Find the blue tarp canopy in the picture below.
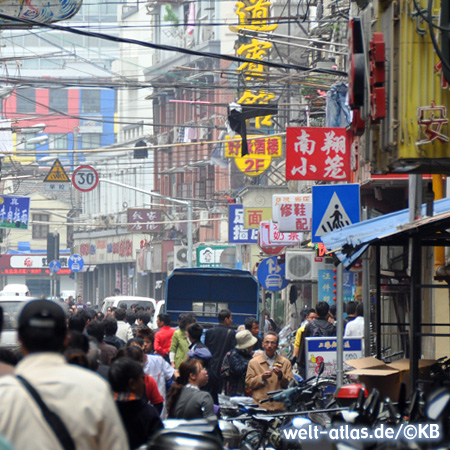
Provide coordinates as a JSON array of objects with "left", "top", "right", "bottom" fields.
[{"left": 321, "top": 197, "right": 450, "bottom": 269}]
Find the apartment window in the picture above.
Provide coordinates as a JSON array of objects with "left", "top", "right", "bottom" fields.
[
  {"left": 49, "top": 89, "right": 68, "bottom": 113},
  {"left": 182, "top": 183, "right": 192, "bottom": 198},
  {"left": 81, "top": 89, "right": 101, "bottom": 113},
  {"left": 194, "top": 181, "right": 205, "bottom": 199},
  {"left": 32, "top": 213, "right": 49, "bottom": 239},
  {"left": 48, "top": 134, "right": 68, "bottom": 150},
  {"left": 205, "top": 179, "right": 214, "bottom": 198},
  {"left": 81, "top": 133, "right": 101, "bottom": 149},
  {"left": 16, "top": 88, "right": 36, "bottom": 113}
]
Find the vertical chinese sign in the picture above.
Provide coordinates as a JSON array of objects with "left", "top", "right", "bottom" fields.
[
  {"left": 226, "top": 0, "right": 281, "bottom": 177},
  {"left": 286, "top": 127, "right": 351, "bottom": 181}
]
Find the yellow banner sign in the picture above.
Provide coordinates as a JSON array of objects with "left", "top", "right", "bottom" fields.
[{"left": 244, "top": 207, "right": 272, "bottom": 228}]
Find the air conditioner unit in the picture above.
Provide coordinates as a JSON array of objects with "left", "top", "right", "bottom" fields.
[
  {"left": 174, "top": 245, "right": 188, "bottom": 268},
  {"left": 285, "top": 251, "right": 318, "bottom": 281},
  {"left": 174, "top": 245, "right": 196, "bottom": 268}
]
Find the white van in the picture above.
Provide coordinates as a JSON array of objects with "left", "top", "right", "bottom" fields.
[
  {"left": 0, "top": 284, "right": 30, "bottom": 297},
  {"left": 0, "top": 295, "right": 30, "bottom": 348},
  {"left": 101, "top": 296, "right": 164, "bottom": 329}
]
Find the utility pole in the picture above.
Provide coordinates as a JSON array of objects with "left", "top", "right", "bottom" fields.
[{"left": 73, "top": 126, "right": 81, "bottom": 297}]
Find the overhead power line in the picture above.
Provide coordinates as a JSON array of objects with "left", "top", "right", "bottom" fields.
[{"left": 0, "top": 12, "right": 347, "bottom": 77}]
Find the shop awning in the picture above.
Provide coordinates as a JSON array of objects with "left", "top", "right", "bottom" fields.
[{"left": 321, "top": 197, "right": 450, "bottom": 269}]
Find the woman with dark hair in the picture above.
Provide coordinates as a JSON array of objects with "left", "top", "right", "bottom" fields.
[
  {"left": 169, "top": 313, "right": 196, "bottom": 369},
  {"left": 166, "top": 359, "right": 216, "bottom": 422},
  {"left": 109, "top": 358, "right": 163, "bottom": 449},
  {"left": 114, "top": 346, "right": 164, "bottom": 414}
]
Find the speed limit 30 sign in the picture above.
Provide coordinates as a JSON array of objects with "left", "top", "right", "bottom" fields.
[{"left": 72, "top": 165, "right": 99, "bottom": 192}]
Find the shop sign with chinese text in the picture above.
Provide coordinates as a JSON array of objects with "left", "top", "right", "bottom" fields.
[
  {"left": 229, "top": 204, "right": 258, "bottom": 244},
  {"left": 0, "top": 196, "right": 30, "bottom": 229},
  {"left": 272, "top": 193, "right": 312, "bottom": 222},
  {"left": 127, "top": 209, "right": 162, "bottom": 233},
  {"left": 278, "top": 201, "right": 312, "bottom": 232},
  {"left": 225, "top": 135, "right": 282, "bottom": 177},
  {"left": 244, "top": 207, "right": 272, "bottom": 229},
  {"left": 259, "top": 221, "right": 302, "bottom": 246},
  {"left": 286, "top": 127, "right": 350, "bottom": 181},
  {"left": 228, "top": 0, "right": 279, "bottom": 176}
]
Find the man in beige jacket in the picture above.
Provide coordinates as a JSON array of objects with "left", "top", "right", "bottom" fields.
[{"left": 245, "top": 332, "right": 293, "bottom": 411}]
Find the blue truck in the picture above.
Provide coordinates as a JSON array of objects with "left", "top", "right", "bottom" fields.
[{"left": 165, "top": 267, "right": 259, "bottom": 326}]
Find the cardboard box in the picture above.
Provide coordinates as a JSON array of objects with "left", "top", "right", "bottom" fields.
[
  {"left": 346, "top": 357, "right": 436, "bottom": 401},
  {"left": 346, "top": 357, "right": 403, "bottom": 401}
]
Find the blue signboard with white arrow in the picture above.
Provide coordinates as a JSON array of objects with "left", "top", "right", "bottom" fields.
[
  {"left": 312, "top": 184, "right": 360, "bottom": 244},
  {"left": 257, "top": 256, "right": 289, "bottom": 292}
]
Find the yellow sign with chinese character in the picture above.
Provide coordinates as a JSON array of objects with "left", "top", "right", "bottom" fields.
[
  {"left": 244, "top": 207, "right": 272, "bottom": 229},
  {"left": 228, "top": 0, "right": 279, "bottom": 177},
  {"left": 225, "top": 135, "right": 282, "bottom": 177}
]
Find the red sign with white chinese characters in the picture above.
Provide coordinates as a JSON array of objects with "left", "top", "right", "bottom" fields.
[{"left": 286, "top": 127, "right": 351, "bottom": 181}]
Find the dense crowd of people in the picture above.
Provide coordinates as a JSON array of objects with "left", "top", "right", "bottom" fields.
[{"left": 0, "top": 296, "right": 363, "bottom": 449}]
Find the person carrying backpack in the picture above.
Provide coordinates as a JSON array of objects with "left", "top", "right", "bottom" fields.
[
  {"left": 221, "top": 330, "right": 257, "bottom": 396},
  {"left": 297, "top": 302, "right": 336, "bottom": 377}
]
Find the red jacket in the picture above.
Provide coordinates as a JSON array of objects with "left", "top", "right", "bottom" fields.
[{"left": 154, "top": 326, "right": 175, "bottom": 357}]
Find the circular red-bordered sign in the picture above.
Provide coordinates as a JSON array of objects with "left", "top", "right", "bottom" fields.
[{"left": 72, "top": 165, "right": 99, "bottom": 192}]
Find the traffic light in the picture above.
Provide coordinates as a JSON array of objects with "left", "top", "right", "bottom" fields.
[{"left": 47, "top": 231, "right": 60, "bottom": 262}]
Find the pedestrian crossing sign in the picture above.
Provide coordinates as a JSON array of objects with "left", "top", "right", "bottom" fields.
[
  {"left": 43, "top": 159, "right": 71, "bottom": 183},
  {"left": 312, "top": 184, "right": 360, "bottom": 243}
]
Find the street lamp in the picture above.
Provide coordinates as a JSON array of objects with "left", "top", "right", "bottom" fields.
[{"left": 98, "top": 179, "right": 193, "bottom": 268}]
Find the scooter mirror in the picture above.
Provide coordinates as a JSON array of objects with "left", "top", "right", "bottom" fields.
[
  {"left": 426, "top": 387, "right": 450, "bottom": 420},
  {"left": 318, "top": 360, "right": 325, "bottom": 376}
]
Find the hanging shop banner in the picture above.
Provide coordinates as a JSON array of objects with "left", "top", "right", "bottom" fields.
[
  {"left": 259, "top": 221, "right": 302, "bottom": 246},
  {"left": 0, "top": 196, "right": 30, "bottom": 229},
  {"left": 225, "top": 135, "right": 282, "bottom": 177},
  {"left": 305, "top": 337, "right": 363, "bottom": 378},
  {"left": 286, "top": 127, "right": 351, "bottom": 181},
  {"left": 127, "top": 209, "right": 162, "bottom": 233},
  {"left": 227, "top": 0, "right": 280, "bottom": 176},
  {"left": 244, "top": 207, "right": 272, "bottom": 229},
  {"left": 268, "top": 220, "right": 302, "bottom": 245},
  {"left": 229, "top": 204, "right": 258, "bottom": 244},
  {"left": 272, "top": 193, "right": 312, "bottom": 223},
  {"left": 318, "top": 269, "right": 358, "bottom": 304},
  {"left": 278, "top": 201, "right": 313, "bottom": 232}
]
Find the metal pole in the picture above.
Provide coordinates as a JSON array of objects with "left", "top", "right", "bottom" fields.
[
  {"left": 362, "top": 208, "right": 371, "bottom": 356},
  {"left": 187, "top": 200, "right": 192, "bottom": 268},
  {"left": 99, "top": 178, "right": 193, "bottom": 268},
  {"left": 336, "top": 263, "right": 344, "bottom": 388},
  {"left": 376, "top": 245, "right": 381, "bottom": 359},
  {"left": 410, "top": 236, "right": 421, "bottom": 393}
]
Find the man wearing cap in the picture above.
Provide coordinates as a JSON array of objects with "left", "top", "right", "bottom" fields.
[
  {"left": 0, "top": 299, "right": 129, "bottom": 450},
  {"left": 225, "top": 330, "right": 257, "bottom": 396},
  {"left": 246, "top": 331, "right": 293, "bottom": 411}
]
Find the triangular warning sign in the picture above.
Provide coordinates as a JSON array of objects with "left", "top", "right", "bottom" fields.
[
  {"left": 315, "top": 192, "right": 352, "bottom": 237},
  {"left": 43, "top": 159, "right": 70, "bottom": 183}
]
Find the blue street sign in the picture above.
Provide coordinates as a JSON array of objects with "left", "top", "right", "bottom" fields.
[
  {"left": 257, "top": 256, "right": 289, "bottom": 292},
  {"left": 312, "top": 184, "right": 360, "bottom": 243},
  {"left": 0, "top": 195, "right": 30, "bottom": 229},
  {"left": 228, "top": 204, "right": 258, "bottom": 244},
  {"left": 68, "top": 254, "right": 84, "bottom": 272},
  {"left": 49, "top": 260, "right": 61, "bottom": 274}
]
